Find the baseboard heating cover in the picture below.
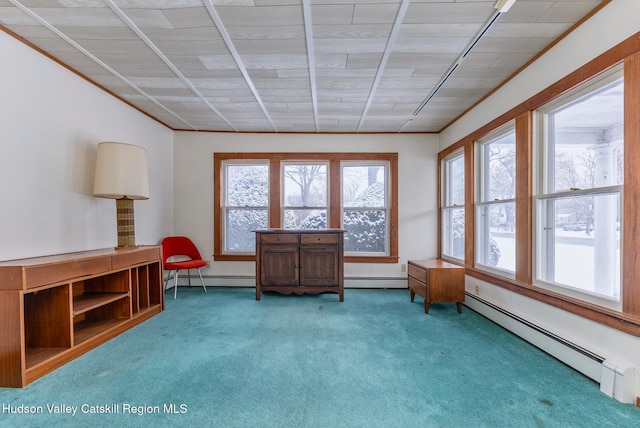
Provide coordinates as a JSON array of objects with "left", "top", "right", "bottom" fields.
[
  {"left": 600, "top": 359, "right": 636, "bottom": 404},
  {"left": 465, "top": 293, "right": 636, "bottom": 404},
  {"left": 466, "top": 293, "right": 603, "bottom": 360}
]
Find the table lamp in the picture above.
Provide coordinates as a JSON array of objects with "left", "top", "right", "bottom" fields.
[{"left": 93, "top": 142, "right": 149, "bottom": 248}]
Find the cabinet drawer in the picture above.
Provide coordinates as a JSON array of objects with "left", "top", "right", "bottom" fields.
[
  {"left": 260, "top": 233, "right": 299, "bottom": 244},
  {"left": 24, "top": 258, "right": 111, "bottom": 289},
  {"left": 300, "top": 234, "right": 338, "bottom": 245},
  {"left": 408, "top": 276, "right": 427, "bottom": 298},
  {"left": 408, "top": 263, "right": 427, "bottom": 283},
  {"left": 112, "top": 247, "right": 160, "bottom": 270}
]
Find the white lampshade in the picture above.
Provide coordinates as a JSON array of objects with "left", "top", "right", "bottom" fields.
[{"left": 94, "top": 142, "right": 149, "bottom": 200}]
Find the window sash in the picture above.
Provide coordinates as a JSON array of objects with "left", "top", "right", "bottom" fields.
[
  {"left": 281, "top": 162, "right": 329, "bottom": 229},
  {"left": 283, "top": 208, "right": 327, "bottom": 229},
  {"left": 443, "top": 153, "right": 464, "bottom": 208},
  {"left": 442, "top": 151, "right": 465, "bottom": 262},
  {"left": 475, "top": 125, "right": 516, "bottom": 276},
  {"left": 223, "top": 208, "right": 268, "bottom": 253},
  {"left": 442, "top": 207, "right": 465, "bottom": 261},
  {"left": 476, "top": 200, "right": 516, "bottom": 276},
  {"left": 539, "top": 67, "right": 624, "bottom": 195},
  {"left": 534, "top": 65, "right": 624, "bottom": 306},
  {"left": 535, "top": 190, "right": 621, "bottom": 307},
  {"left": 478, "top": 125, "right": 516, "bottom": 203},
  {"left": 222, "top": 161, "right": 269, "bottom": 254},
  {"left": 341, "top": 161, "right": 390, "bottom": 255},
  {"left": 282, "top": 162, "right": 328, "bottom": 208}
]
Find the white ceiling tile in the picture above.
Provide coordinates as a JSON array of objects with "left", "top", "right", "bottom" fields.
[
  {"left": 215, "top": 5, "right": 303, "bottom": 26},
  {"left": 309, "top": 5, "right": 354, "bottom": 25},
  {"left": 0, "top": 0, "right": 606, "bottom": 132},
  {"left": 352, "top": 3, "right": 401, "bottom": 25}
]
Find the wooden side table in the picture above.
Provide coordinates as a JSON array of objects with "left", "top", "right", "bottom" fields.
[{"left": 408, "top": 259, "right": 465, "bottom": 314}]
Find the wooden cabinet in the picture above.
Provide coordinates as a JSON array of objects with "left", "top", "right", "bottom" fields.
[
  {"left": 255, "top": 229, "right": 344, "bottom": 301},
  {"left": 408, "top": 259, "right": 465, "bottom": 314},
  {"left": 0, "top": 246, "right": 163, "bottom": 388}
]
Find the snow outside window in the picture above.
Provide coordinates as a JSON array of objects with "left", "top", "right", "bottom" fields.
[
  {"left": 476, "top": 124, "right": 516, "bottom": 276},
  {"left": 536, "top": 65, "right": 623, "bottom": 307},
  {"left": 341, "top": 162, "right": 389, "bottom": 255},
  {"left": 282, "top": 162, "right": 328, "bottom": 229},
  {"left": 442, "top": 151, "right": 465, "bottom": 262},
  {"left": 222, "top": 161, "right": 269, "bottom": 253}
]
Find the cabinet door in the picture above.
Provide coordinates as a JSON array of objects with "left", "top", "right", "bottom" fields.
[
  {"left": 260, "top": 245, "right": 299, "bottom": 286},
  {"left": 299, "top": 245, "right": 339, "bottom": 286}
]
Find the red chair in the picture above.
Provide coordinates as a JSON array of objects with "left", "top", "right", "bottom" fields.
[{"left": 161, "top": 236, "right": 208, "bottom": 299}]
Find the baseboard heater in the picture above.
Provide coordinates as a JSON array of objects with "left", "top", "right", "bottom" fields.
[
  {"left": 466, "top": 292, "right": 637, "bottom": 404},
  {"left": 465, "top": 292, "right": 604, "bottom": 363}
]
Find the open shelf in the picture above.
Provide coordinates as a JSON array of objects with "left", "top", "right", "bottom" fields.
[
  {"left": 73, "top": 292, "right": 129, "bottom": 316},
  {"left": 74, "top": 318, "right": 127, "bottom": 346},
  {"left": 0, "top": 246, "right": 164, "bottom": 387},
  {"left": 25, "top": 347, "right": 68, "bottom": 370}
]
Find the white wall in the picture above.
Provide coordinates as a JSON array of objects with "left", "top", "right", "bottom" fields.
[
  {"left": 0, "top": 30, "right": 174, "bottom": 261},
  {"left": 173, "top": 132, "right": 439, "bottom": 287},
  {"left": 439, "top": 0, "right": 640, "bottom": 400}
]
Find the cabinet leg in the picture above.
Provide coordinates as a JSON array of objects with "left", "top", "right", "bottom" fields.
[
  {"left": 424, "top": 301, "right": 430, "bottom": 314},
  {"left": 339, "top": 291, "right": 344, "bottom": 302},
  {"left": 256, "top": 288, "right": 261, "bottom": 301},
  {"left": 410, "top": 289, "right": 415, "bottom": 302},
  {"left": 456, "top": 302, "right": 462, "bottom": 313}
]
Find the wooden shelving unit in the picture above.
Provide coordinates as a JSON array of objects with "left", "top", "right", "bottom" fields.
[{"left": 0, "top": 246, "right": 164, "bottom": 388}]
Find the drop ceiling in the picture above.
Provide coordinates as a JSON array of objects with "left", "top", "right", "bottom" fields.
[{"left": 0, "top": 0, "right": 604, "bottom": 133}]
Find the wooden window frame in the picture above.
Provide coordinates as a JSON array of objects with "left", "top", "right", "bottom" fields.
[
  {"left": 438, "top": 32, "right": 640, "bottom": 336},
  {"left": 475, "top": 123, "right": 517, "bottom": 277},
  {"left": 341, "top": 160, "right": 392, "bottom": 258},
  {"left": 214, "top": 152, "right": 399, "bottom": 264},
  {"left": 440, "top": 150, "right": 466, "bottom": 263}
]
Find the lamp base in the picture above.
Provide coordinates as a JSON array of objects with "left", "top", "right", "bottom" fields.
[{"left": 116, "top": 198, "right": 136, "bottom": 248}]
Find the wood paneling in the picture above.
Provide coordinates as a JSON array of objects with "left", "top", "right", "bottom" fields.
[
  {"left": 515, "top": 111, "right": 533, "bottom": 284},
  {"left": 623, "top": 50, "right": 640, "bottom": 317},
  {"left": 0, "top": 292, "right": 24, "bottom": 387},
  {"left": 464, "top": 142, "right": 474, "bottom": 266}
]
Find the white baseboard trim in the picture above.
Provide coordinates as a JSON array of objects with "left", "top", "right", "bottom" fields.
[{"left": 165, "top": 274, "right": 408, "bottom": 289}]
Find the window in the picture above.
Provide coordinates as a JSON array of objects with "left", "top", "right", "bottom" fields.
[
  {"left": 442, "top": 151, "right": 465, "bottom": 261},
  {"left": 221, "top": 161, "right": 269, "bottom": 253},
  {"left": 536, "top": 66, "right": 623, "bottom": 305},
  {"left": 341, "top": 162, "right": 389, "bottom": 255},
  {"left": 437, "top": 34, "right": 640, "bottom": 334},
  {"left": 283, "top": 162, "right": 328, "bottom": 229},
  {"left": 476, "top": 125, "right": 516, "bottom": 275},
  {"left": 214, "top": 152, "right": 398, "bottom": 263}
]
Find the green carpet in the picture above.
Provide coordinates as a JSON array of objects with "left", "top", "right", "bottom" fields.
[{"left": 1, "top": 288, "right": 638, "bottom": 427}]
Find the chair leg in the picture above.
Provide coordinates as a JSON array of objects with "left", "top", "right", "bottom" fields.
[
  {"left": 188, "top": 269, "right": 192, "bottom": 288},
  {"left": 174, "top": 270, "right": 179, "bottom": 299},
  {"left": 164, "top": 270, "right": 171, "bottom": 291},
  {"left": 196, "top": 268, "right": 207, "bottom": 293}
]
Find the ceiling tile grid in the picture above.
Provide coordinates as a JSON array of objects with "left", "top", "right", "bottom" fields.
[{"left": 0, "top": 0, "right": 604, "bottom": 133}]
